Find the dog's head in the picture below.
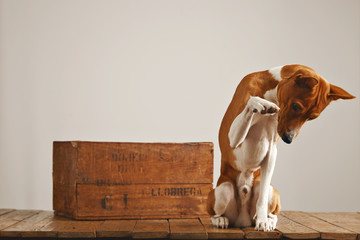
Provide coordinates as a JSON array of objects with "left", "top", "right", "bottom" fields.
[{"left": 276, "top": 65, "right": 355, "bottom": 144}]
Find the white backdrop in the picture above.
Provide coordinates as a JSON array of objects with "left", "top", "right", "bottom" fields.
[{"left": 0, "top": 0, "right": 359, "bottom": 212}]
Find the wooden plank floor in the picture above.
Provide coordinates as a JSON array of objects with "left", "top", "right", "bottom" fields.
[{"left": 0, "top": 209, "right": 359, "bottom": 239}]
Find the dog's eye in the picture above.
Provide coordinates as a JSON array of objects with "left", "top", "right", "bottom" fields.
[{"left": 291, "top": 103, "right": 303, "bottom": 112}]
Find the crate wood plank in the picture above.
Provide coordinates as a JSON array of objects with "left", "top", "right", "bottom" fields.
[
  {"left": 200, "top": 217, "right": 244, "bottom": 239},
  {"left": 0, "top": 209, "right": 15, "bottom": 216},
  {"left": 53, "top": 141, "right": 78, "bottom": 218},
  {"left": 0, "top": 211, "right": 53, "bottom": 237},
  {"left": 169, "top": 218, "right": 207, "bottom": 239},
  {"left": 96, "top": 219, "right": 136, "bottom": 238},
  {"left": 76, "top": 183, "right": 212, "bottom": 219},
  {"left": 38, "top": 215, "right": 102, "bottom": 238},
  {"left": 0, "top": 210, "right": 38, "bottom": 231},
  {"left": 310, "top": 212, "right": 360, "bottom": 236},
  {"left": 282, "top": 211, "right": 357, "bottom": 240},
  {"left": 54, "top": 141, "right": 213, "bottom": 185},
  {"left": 277, "top": 212, "right": 320, "bottom": 239},
  {"left": 132, "top": 219, "right": 169, "bottom": 239},
  {"left": 242, "top": 227, "right": 282, "bottom": 239}
]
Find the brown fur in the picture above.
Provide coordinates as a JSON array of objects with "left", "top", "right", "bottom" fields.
[
  {"left": 208, "top": 64, "right": 355, "bottom": 217},
  {"left": 218, "top": 71, "right": 279, "bottom": 183}
]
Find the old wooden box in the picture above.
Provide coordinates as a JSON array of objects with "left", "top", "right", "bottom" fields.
[{"left": 53, "top": 141, "right": 213, "bottom": 220}]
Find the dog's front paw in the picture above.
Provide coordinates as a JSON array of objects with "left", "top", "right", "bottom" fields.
[
  {"left": 255, "top": 216, "right": 271, "bottom": 232},
  {"left": 268, "top": 213, "right": 278, "bottom": 231},
  {"left": 211, "top": 215, "right": 229, "bottom": 229},
  {"left": 254, "top": 214, "right": 277, "bottom": 231},
  {"left": 248, "top": 96, "right": 280, "bottom": 115}
]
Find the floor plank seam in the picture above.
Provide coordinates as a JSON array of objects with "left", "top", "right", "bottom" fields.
[
  {"left": 308, "top": 213, "right": 358, "bottom": 235},
  {"left": 130, "top": 219, "right": 138, "bottom": 239},
  {"left": 280, "top": 213, "right": 320, "bottom": 233},
  {"left": 167, "top": 219, "right": 170, "bottom": 236},
  {"left": 1, "top": 210, "right": 360, "bottom": 239},
  {"left": 0, "top": 210, "right": 15, "bottom": 217},
  {"left": 0, "top": 211, "right": 40, "bottom": 232}
]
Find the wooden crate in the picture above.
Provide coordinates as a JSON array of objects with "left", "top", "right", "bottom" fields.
[{"left": 53, "top": 141, "right": 213, "bottom": 220}]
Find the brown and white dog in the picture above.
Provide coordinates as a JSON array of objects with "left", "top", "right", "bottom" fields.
[{"left": 207, "top": 64, "right": 355, "bottom": 231}]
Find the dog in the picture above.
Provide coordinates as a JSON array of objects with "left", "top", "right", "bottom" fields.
[{"left": 207, "top": 64, "right": 355, "bottom": 231}]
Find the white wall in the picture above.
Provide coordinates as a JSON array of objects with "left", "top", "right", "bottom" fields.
[{"left": 0, "top": 0, "right": 359, "bottom": 212}]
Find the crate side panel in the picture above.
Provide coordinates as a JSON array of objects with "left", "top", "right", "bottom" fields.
[
  {"left": 53, "top": 142, "right": 78, "bottom": 218},
  {"left": 77, "top": 142, "right": 213, "bottom": 185},
  {"left": 76, "top": 183, "right": 212, "bottom": 219}
]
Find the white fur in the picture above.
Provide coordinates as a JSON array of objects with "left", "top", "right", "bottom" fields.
[
  {"left": 229, "top": 96, "right": 279, "bottom": 150},
  {"left": 264, "top": 86, "right": 279, "bottom": 105},
  {"left": 230, "top": 96, "right": 279, "bottom": 170},
  {"left": 228, "top": 92, "right": 280, "bottom": 231},
  {"left": 250, "top": 184, "right": 277, "bottom": 231},
  {"left": 211, "top": 215, "right": 229, "bottom": 229},
  {"left": 237, "top": 170, "right": 254, "bottom": 205},
  {"left": 268, "top": 66, "right": 283, "bottom": 81},
  {"left": 212, "top": 182, "right": 238, "bottom": 228},
  {"left": 212, "top": 86, "right": 281, "bottom": 231},
  {"left": 214, "top": 182, "right": 234, "bottom": 215},
  {"left": 235, "top": 171, "right": 254, "bottom": 227}
]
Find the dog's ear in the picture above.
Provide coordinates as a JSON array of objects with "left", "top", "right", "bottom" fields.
[
  {"left": 328, "top": 84, "right": 355, "bottom": 101},
  {"left": 295, "top": 72, "right": 318, "bottom": 90}
]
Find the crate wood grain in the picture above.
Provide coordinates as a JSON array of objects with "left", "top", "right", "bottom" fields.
[
  {"left": 76, "top": 184, "right": 211, "bottom": 219},
  {"left": 53, "top": 141, "right": 213, "bottom": 220},
  {"left": 54, "top": 141, "right": 213, "bottom": 185},
  {"left": 1, "top": 210, "right": 360, "bottom": 239}
]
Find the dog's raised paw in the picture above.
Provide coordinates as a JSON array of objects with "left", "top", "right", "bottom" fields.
[
  {"left": 211, "top": 215, "right": 229, "bottom": 229},
  {"left": 248, "top": 96, "right": 280, "bottom": 115}
]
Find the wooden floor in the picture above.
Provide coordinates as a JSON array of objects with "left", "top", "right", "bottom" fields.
[{"left": 0, "top": 209, "right": 359, "bottom": 239}]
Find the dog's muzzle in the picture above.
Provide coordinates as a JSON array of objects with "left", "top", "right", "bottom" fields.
[{"left": 281, "top": 133, "right": 293, "bottom": 144}]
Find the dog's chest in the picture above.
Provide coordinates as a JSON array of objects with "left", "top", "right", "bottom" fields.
[{"left": 232, "top": 114, "right": 278, "bottom": 171}]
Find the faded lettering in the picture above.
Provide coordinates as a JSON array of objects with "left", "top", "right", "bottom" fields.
[
  {"left": 110, "top": 152, "right": 144, "bottom": 163},
  {"left": 150, "top": 187, "right": 202, "bottom": 197}
]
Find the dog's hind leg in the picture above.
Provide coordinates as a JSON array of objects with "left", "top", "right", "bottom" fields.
[{"left": 207, "top": 181, "right": 237, "bottom": 229}]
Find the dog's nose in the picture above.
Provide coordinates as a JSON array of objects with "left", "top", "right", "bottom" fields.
[{"left": 281, "top": 134, "right": 293, "bottom": 144}]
